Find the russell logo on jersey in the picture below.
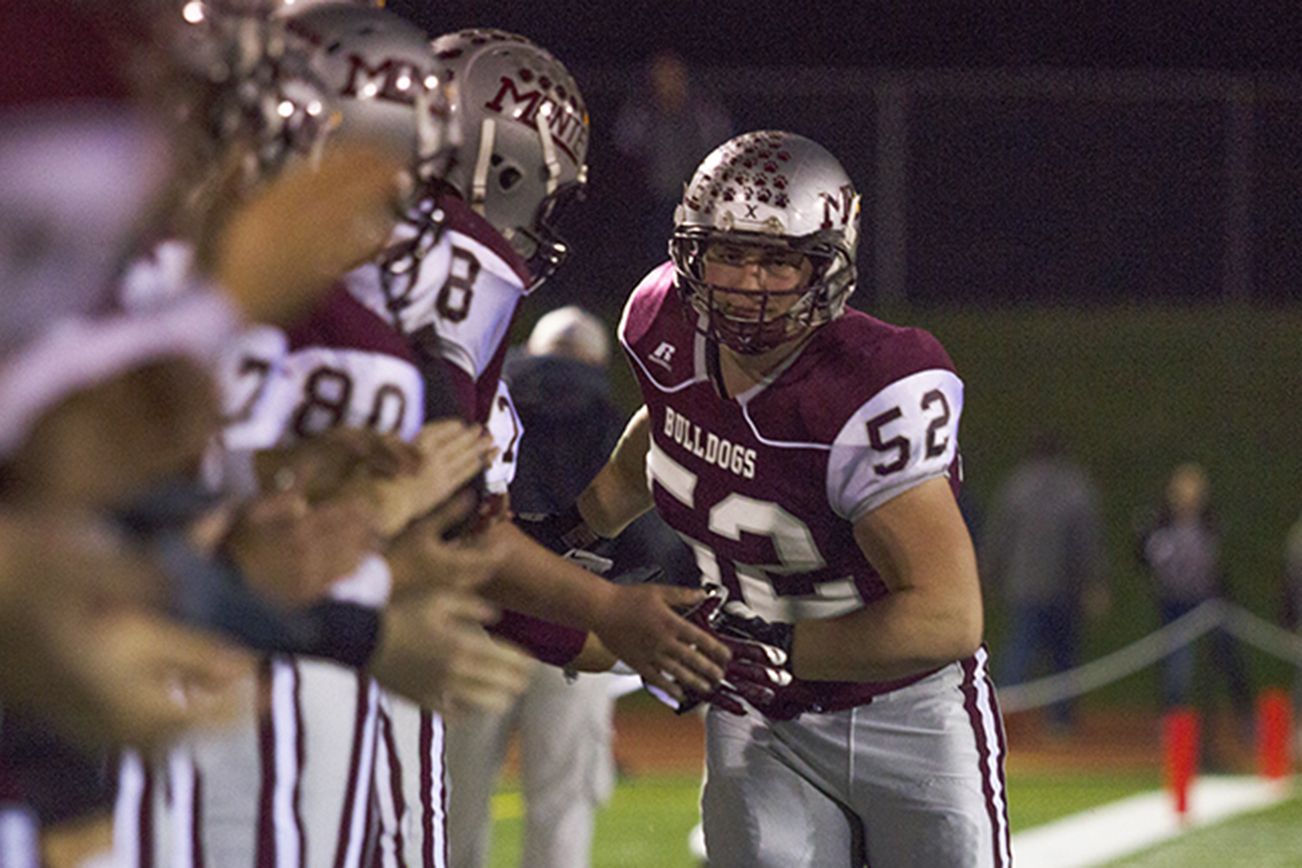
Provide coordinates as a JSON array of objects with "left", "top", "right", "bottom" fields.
[{"left": 650, "top": 341, "right": 676, "bottom": 370}]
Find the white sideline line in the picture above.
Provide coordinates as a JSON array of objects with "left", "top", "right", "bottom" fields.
[{"left": 1012, "top": 776, "right": 1293, "bottom": 868}]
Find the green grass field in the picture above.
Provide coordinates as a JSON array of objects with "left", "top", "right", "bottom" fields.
[
  {"left": 1104, "top": 791, "right": 1302, "bottom": 867},
  {"left": 487, "top": 773, "right": 1302, "bottom": 866}
]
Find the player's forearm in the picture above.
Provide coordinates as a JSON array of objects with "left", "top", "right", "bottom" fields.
[
  {"left": 576, "top": 406, "right": 654, "bottom": 537},
  {"left": 791, "top": 588, "right": 983, "bottom": 682},
  {"left": 479, "top": 520, "right": 619, "bottom": 631}
]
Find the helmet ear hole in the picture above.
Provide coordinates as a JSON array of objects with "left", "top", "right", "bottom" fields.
[{"left": 498, "top": 166, "right": 522, "bottom": 191}]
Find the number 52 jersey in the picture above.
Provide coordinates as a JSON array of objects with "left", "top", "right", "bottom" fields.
[{"left": 620, "top": 263, "right": 968, "bottom": 711}]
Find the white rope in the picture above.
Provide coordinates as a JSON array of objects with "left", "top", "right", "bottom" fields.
[
  {"left": 1221, "top": 605, "right": 1302, "bottom": 667},
  {"left": 999, "top": 600, "right": 1227, "bottom": 713}
]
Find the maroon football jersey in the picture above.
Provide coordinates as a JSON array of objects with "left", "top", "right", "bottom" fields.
[
  {"left": 620, "top": 262, "right": 967, "bottom": 711},
  {"left": 346, "top": 194, "right": 528, "bottom": 426},
  {"left": 346, "top": 197, "right": 585, "bottom": 664}
]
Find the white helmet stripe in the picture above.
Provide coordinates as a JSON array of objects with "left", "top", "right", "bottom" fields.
[
  {"left": 470, "top": 116, "right": 497, "bottom": 214},
  {"left": 413, "top": 87, "right": 440, "bottom": 177},
  {"left": 535, "top": 101, "right": 561, "bottom": 196}
]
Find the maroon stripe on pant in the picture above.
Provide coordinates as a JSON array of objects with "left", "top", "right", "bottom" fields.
[
  {"left": 193, "top": 767, "right": 205, "bottom": 868},
  {"left": 292, "top": 661, "right": 307, "bottom": 865},
  {"left": 139, "top": 764, "right": 154, "bottom": 868},
  {"left": 383, "top": 710, "right": 407, "bottom": 867},
  {"left": 419, "top": 712, "right": 434, "bottom": 868},
  {"left": 959, "top": 654, "right": 1008, "bottom": 868},
  {"left": 440, "top": 729, "right": 449, "bottom": 868},
  {"left": 362, "top": 768, "right": 378, "bottom": 868},
  {"left": 333, "top": 672, "right": 370, "bottom": 868},
  {"left": 256, "top": 659, "right": 277, "bottom": 868}
]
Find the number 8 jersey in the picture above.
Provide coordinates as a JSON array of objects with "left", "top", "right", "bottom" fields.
[{"left": 621, "top": 262, "right": 968, "bottom": 710}]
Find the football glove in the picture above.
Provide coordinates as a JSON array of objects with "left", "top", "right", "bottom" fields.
[{"left": 673, "top": 590, "right": 800, "bottom": 718}]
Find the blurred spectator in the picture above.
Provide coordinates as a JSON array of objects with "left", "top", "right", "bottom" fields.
[
  {"left": 982, "top": 430, "right": 1106, "bottom": 734},
  {"left": 613, "top": 51, "right": 733, "bottom": 265},
  {"left": 446, "top": 306, "right": 694, "bottom": 868},
  {"left": 1136, "top": 463, "right": 1251, "bottom": 715}
]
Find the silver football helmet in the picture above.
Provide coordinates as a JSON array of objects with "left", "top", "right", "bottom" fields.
[
  {"left": 671, "top": 131, "right": 861, "bottom": 355},
  {"left": 165, "top": 1, "right": 338, "bottom": 182},
  {"left": 429, "top": 29, "right": 590, "bottom": 290},
  {"left": 281, "top": 4, "right": 454, "bottom": 186}
]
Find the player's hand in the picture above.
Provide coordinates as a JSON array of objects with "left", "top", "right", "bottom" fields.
[
  {"left": 223, "top": 490, "right": 376, "bottom": 607},
  {"left": 207, "top": 143, "right": 408, "bottom": 326},
  {"left": 50, "top": 609, "right": 253, "bottom": 750},
  {"left": 254, "top": 427, "right": 423, "bottom": 505},
  {"left": 386, "top": 493, "right": 503, "bottom": 598},
  {"left": 592, "top": 584, "right": 730, "bottom": 703},
  {"left": 0, "top": 513, "right": 252, "bottom": 750},
  {"left": 369, "top": 588, "right": 534, "bottom": 717},
  {"left": 360, "top": 420, "right": 493, "bottom": 538},
  {"left": 10, "top": 360, "right": 220, "bottom": 511}
]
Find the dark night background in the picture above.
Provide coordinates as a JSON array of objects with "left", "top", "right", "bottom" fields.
[
  {"left": 388, "top": 1, "right": 1302, "bottom": 310},
  {"left": 388, "top": 2, "right": 1302, "bottom": 72},
  {"left": 386, "top": 1, "right": 1302, "bottom": 701}
]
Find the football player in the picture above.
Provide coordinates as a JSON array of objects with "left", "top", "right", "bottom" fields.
[
  {"left": 0, "top": 1, "right": 417, "bottom": 862},
  {"left": 112, "top": 6, "right": 534, "bottom": 867},
  {"left": 570, "top": 131, "right": 1011, "bottom": 867},
  {"left": 340, "top": 28, "right": 731, "bottom": 866},
  {"left": 345, "top": 24, "right": 729, "bottom": 697}
]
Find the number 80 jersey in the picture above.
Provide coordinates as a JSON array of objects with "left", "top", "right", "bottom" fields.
[{"left": 621, "top": 263, "right": 966, "bottom": 702}]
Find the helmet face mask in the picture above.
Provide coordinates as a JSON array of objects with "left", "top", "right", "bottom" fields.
[
  {"left": 162, "top": 5, "right": 338, "bottom": 189},
  {"left": 673, "top": 228, "right": 852, "bottom": 355},
  {"left": 516, "top": 178, "right": 585, "bottom": 288},
  {"left": 670, "top": 131, "right": 860, "bottom": 355},
  {"left": 430, "top": 29, "right": 589, "bottom": 291}
]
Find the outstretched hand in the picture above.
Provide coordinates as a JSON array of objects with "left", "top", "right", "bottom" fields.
[
  {"left": 387, "top": 493, "right": 503, "bottom": 597},
  {"left": 254, "top": 427, "right": 422, "bottom": 505},
  {"left": 369, "top": 587, "right": 533, "bottom": 717},
  {"left": 0, "top": 513, "right": 253, "bottom": 751},
  {"left": 592, "top": 583, "right": 730, "bottom": 702},
  {"left": 674, "top": 592, "right": 799, "bottom": 717},
  {"left": 224, "top": 489, "right": 375, "bottom": 607},
  {"left": 362, "top": 419, "right": 492, "bottom": 538}
]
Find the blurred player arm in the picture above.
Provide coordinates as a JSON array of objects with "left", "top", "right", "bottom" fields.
[
  {"left": 369, "top": 585, "right": 534, "bottom": 717},
  {"left": 791, "top": 476, "right": 983, "bottom": 682},
  {"left": 0, "top": 511, "right": 252, "bottom": 751},
  {"left": 478, "top": 519, "right": 727, "bottom": 701}
]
